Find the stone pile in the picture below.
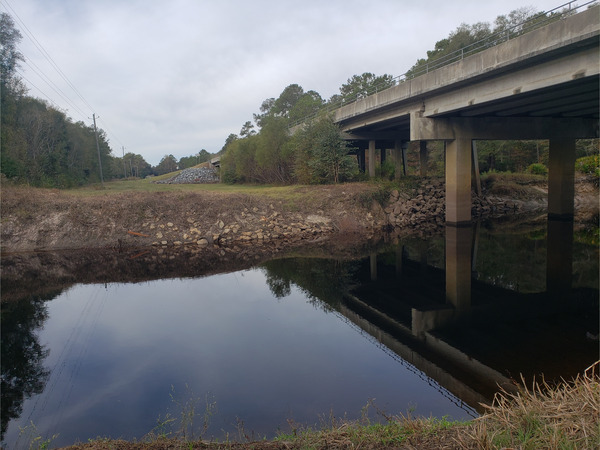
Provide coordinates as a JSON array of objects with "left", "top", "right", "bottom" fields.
[
  {"left": 384, "top": 179, "right": 523, "bottom": 228},
  {"left": 157, "top": 167, "right": 219, "bottom": 184},
  {"left": 142, "top": 204, "right": 335, "bottom": 249}
]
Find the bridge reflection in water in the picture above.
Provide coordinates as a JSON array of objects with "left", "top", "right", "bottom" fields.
[{"left": 336, "top": 219, "right": 597, "bottom": 414}]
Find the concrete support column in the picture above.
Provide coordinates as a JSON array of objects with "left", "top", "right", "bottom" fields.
[
  {"left": 370, "top": 253, "right": 378, "bottom": 281},
  {"left": 394, "top": 141, "right": 403, "bottom": 180},
  {"left": 357, "top": 148, "right": 366, "bottom": 173},
  {"left": 368, "top": 140, "right": 376, "bottom": 178},
  {"left": 471, "top": 141, "right": 482, "bottom": 196},
  {"left": 548, "top": 138, "right": 576, "bottom": 220},
  {"left": 395, "top": 245, "right": 404, "bottom": 277},
  {"left": 419, "top": 141, "right": 428, "bottom": 177},
  {"left": 445, "top": 137, "right": 472, "bottom": 225},
  {"left": 445, "top": 225, "right": 471, "bottom": 311},
  {"left": 546, "top": 218, "right": 573, "bottom": 297}
]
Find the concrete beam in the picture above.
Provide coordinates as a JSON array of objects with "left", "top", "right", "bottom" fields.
[
  {"left": 421, "top": 47, "right": 599, "bottom": 118},
  {"left": 411, "top": 115, "right": 598, "bottom": 141},
  {"left": 334, "top": 7, "right": 598, "bottom": 132},
  {"left": 341, "top": 130, "right": 409, "bottom": 141}
]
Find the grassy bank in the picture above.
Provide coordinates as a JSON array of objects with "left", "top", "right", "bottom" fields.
[{"left": 61, "top": 363, "right": 599, "bottom": 449}]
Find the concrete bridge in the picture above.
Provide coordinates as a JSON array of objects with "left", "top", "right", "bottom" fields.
[{"left": 330, "top": 5, "right": 599, "bottom": 225}]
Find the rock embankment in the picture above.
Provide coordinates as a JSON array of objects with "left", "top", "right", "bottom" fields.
[
  {"left": 384, "top": 179, "right": 538, "bottom": 230},
  {"left": 3, "top": 177, "right": 595, "bottom": 254},
  {"left": 156, "top": 167, "right": 219, "bottom": 184},
  {"left": 146, "top": 206, "right": 339, "bottom": 249},
  {"left": 0, "top": 184, "right": 382, "bottom": 253}
]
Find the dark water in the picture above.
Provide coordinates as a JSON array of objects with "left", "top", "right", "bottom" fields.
[{"left": 1, "top": 217, "right": 598, "bottom": 448}]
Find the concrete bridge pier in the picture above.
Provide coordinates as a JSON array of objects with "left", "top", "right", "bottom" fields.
[
  {"left": 445, "top": 136, "right": 473, "bottom": 226},
  {"left": 548, "top": 138, "right": 576, "bottom": 220},
  {"left": 445, "top": 224, "right": 472, "bottom": 311},
  {"left": 356, "top": 147, "right": 366, "bottom": 173},
  {"left": 419, "top": 141, "right": 428, "bottom": 177},
  {"left": 546, "top": 218, "right": 574, "bottom": 297},
  {"left": 370, "top": 253, "right": 378, "bottom": 281},
  {"left": 394, "top": 140, "right": 406, "bottom": 179},
  {"left": 368, "top": 140, "right": 376, "bottom": 177}
]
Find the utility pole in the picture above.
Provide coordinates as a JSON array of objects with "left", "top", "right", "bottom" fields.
[
  {"left": 92, "top": 113, "right": 105, "bottom": 186},
  {"left": 122, "top": 146, "right": 127, "bottom": 178}
]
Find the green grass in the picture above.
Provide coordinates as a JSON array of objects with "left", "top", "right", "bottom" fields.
[
  {"left": 67, "top": 176, "right": 311, "bottom": 198},
  {"left": 273, "top": 414, "right": 467, "bottom": 449}
]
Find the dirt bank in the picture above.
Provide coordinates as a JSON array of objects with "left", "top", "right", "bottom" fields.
[
  {"left": 1, "top": 177, "right": 597, "bottom": 254},
  {"left": 0, "top": 183, "right": 385, "bottom": 253}
]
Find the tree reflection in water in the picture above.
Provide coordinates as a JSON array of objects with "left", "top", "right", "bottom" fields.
[{"left": 1, "top": 293, "right": 54, "bottom": 439}]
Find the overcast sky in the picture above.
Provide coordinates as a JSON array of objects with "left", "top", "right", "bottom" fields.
[{"left": 4, "top": 0, "right": 568, "bottom": 166}]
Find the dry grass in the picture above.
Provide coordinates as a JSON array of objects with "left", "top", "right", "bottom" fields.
[{"left": 464, "top": 361, "right": 600, "bottom": 449}]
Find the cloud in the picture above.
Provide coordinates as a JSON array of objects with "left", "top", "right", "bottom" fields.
[{"left": 7, "top": 0, "right": 562, "bottom": 165}]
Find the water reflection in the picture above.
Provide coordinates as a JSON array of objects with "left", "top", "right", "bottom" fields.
[
  {"left": 1, "top": 216, "right": 597, "bottom": 447},
  {"left": 1, "top": 295, "right": 51, "bottom": 439}
]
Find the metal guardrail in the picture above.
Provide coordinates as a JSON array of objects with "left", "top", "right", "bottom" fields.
[{"left": 288, "top": 1, "right": 597, "bottom": 129}]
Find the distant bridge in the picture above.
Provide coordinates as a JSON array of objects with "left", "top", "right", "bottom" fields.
[{"left": 299, "top": 4, "right": 599, "bottom": 225}]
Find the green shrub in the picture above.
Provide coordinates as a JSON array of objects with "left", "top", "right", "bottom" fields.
[
  {"left": 376, "top": 160, "right": 395, "bottom": 180},
  {"left": 526, "top": 163, "right": 547, "bottom": 175},
  {"left": 575, "top": 155, "right": 600, "bottom": 177}
]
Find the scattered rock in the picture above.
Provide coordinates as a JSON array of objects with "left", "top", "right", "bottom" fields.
[{"left": 156, "top": 167, "right": 219, "bottom": 184}]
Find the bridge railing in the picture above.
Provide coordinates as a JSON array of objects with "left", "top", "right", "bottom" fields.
[{"left": 288, "top": 1, "right": 596, "bottom": 129}]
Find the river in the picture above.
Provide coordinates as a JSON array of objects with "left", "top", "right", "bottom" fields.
[{"left": 1, "top": 215, "right": 598, "bottom": 448}]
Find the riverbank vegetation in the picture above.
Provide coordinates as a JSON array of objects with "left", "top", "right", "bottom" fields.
[{"left": 56, "top": 362, "right": 598, "bottom": 449}]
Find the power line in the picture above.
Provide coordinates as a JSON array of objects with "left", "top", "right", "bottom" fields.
[
  {"left": 15, "top": 69, "right": 64, "bottom": 112},
  {"left": 98, "top": 116, "right": 126, "bottom": 149},
  {"left": 1, "top": 0, "right": 95, "bottom": 113},
  {"left": 20, "top": 58, "right": 89, "bottom": 121},
  {"left": 1, "top": 0, "right": 126, "bottom": 151}
]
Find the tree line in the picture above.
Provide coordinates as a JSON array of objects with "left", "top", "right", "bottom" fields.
[
  {"left": 220, "top": 4, "right": 597, "bottom": 185},
  {"left": 2, "top": 5, "right": 597, "bottom": 188}
]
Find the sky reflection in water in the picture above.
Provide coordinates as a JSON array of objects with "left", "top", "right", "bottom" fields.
[
  {"left": 3, "top": 219, "right": 598, "bottom": 449},
  {"left": 4, "top": 268, "right": 472, "bottom": 448}
]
